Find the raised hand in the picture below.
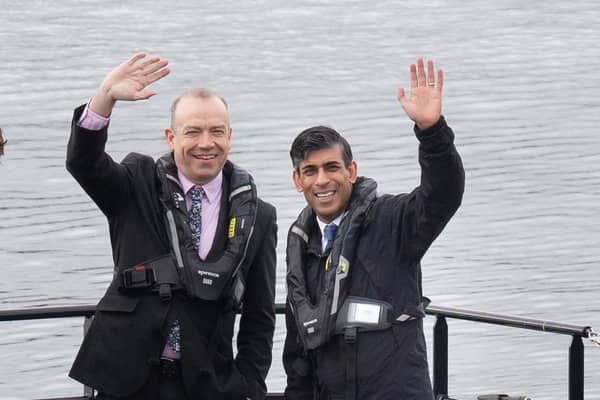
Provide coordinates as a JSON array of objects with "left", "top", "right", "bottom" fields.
[
  {"left": 397, "top": 57, "right": 443, "bottom": 130},
  {"left": 90, "top": 52, "right": 171, "bottom": 116}
]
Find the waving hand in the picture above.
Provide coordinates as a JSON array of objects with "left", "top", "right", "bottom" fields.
[
  {"left": 90, "top": 52, "right": 170, "bottom": 116},
  {"left": 397, "top": 57, "right": 443, "bottom": 130}
]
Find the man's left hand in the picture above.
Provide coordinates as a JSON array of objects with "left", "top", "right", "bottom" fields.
[{"left": 397, "top": 57, "right": 443, "bottom": 130}]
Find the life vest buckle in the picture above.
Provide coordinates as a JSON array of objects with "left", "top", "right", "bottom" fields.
[
  {"left": 158, "top": 283, "right": 172, "bottom": 302},
  {"left": 344, "top": 326, "right": 357, "bottom": 343},
  {"left": 120, "top": 265, "right": 156, "bottom": 289}
]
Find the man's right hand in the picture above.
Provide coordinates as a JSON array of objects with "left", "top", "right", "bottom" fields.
[{"left": 89, "top": 52, "right": 170, "bottom": 117}]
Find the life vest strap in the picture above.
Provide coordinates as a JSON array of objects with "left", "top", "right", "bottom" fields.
[
  {"left": 344, "top": 326, "right": 358, "bottom": 400},
  {"left": 338, "top": 296, "right": 429, "bottom": 400},
  {"left": 335, "top": 296, "right": 428, "bottom": 334}
]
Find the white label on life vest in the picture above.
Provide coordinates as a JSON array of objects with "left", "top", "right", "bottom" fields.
[
  {"left": 349, "top": 303, "right": 381, "bottom": 324},
  {"left": 198, "top": 270, "right": 220, "bottom": 278}
]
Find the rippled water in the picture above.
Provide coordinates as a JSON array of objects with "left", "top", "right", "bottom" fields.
[{"left": 1, "top": 1, "right": 599, "bottom": 399}]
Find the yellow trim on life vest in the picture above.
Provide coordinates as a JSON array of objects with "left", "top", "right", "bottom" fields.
[
  {"left": 228, "top": 217, "right": 237, "bottom": 238},
  {"left": 340, "top": 259, "right": 348, "bottom": 273},
  {"left": 325, "top": 254, "right": 331, "bottom": 271}
]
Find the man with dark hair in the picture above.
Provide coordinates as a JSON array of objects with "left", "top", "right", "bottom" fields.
[
  {"left": 66, "top": 53, "right": 277, "bottom": 400},
  {"left": 0, "top": 128, "right": 6, "bottom": 157},
  {"left": 283, "top": 58, "right": 465, "bottom": 400}
]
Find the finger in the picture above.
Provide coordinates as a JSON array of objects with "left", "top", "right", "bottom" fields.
[
  {"left": 427, "top": 60, "right": 435, "bottom": 87},
  {"left": 409, "top": 64, "right": 417, "bottom": 89},
  {"left": 397, "top": 87, "right": 410, "bottom": 110},
  {"left": 397, "top": 87, "right": 406, "bottom": 102},
  {"left": 143, "top": 59, "right": 169, "bottom": 76},
  {"left": 146, "top": 67, "right": 171, "bottom": 85},
  {"left": 417, "top": 57, "right": 426, "bottom": 87},
  {"left": 127, "top": 52, "right": 147, "bottom": 65},
  {"left": 136, "top": 90, "right": 158, "bottom": 100},
  {"left": 139, "top": 56, "right": 162, "bottom": 71},
  {"left": 437, "top": 68, "right": 444, "bottom": 93}
]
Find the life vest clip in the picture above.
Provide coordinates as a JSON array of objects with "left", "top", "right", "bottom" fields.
[{"left": 119, "top": 265, "right": 156, "bottom": 290}]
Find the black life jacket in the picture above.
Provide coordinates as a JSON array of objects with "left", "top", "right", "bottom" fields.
[
  {"left": 286, "top": 177, "right": 378, "bottom": 350},
  {"left": 153, "top": 155, "right": 258, "bottom": 304}
]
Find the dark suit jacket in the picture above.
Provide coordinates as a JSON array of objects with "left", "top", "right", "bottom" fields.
[{"left": 66, "top": 105, "right": 277, "bottom": 399}]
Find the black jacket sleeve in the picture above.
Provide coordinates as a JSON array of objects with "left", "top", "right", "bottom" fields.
[
  {"left": 236, "top": 201, "right": 278, "bottom": 399},
  {"left": 397, "top": 116, "right": 465, "bottom": 262},
  {"left": 65, "top": 104, "right": 131, "bottom": 217},
  {"left": 282, "top": 301, "right": 314, "bottom": 400}
]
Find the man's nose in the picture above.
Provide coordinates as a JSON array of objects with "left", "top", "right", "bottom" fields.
[
  {"left": 315, "top": 168, "right": 330, "bottom": 185},
  {"left": 196, "top": 132, "right": 213, "bottom": 148}
]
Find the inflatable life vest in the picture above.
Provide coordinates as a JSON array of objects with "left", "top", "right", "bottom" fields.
[
  {"left": 135, "top": 155, "right": 257, "bottom": 304},
  {"left": 286, "top": 177, "right": 378, "bottom": 350}
]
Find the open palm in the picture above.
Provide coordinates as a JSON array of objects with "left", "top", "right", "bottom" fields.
[
  {"left": 101, "top": 52, "right": 170, "bottom": 101},
  {"left": 397, "top": 58, "right": 443, "bottom": 130}
]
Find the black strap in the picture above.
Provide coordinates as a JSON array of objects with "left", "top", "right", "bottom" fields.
[
  {"left": 118, "top": 254, "right": 182, "bottom": 302},
  {"left": 344, "top": 327, "right": 357, "bottom": 400}
]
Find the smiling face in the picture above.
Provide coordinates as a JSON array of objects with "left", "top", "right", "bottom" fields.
[
  {"left": 293, "top": 145, "right": 357, "bottom": 223},
  {"left": 164, "top": 94, "right": 232, "bottom": 185}
]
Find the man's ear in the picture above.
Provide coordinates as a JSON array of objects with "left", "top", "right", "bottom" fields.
[
  {"left": 348, "top": 160, "right": 358, "bottom": 183},
  {"left": 164, "top": 128, "right": 175, "bottom": 150},
  {"left": 292, "top": 169, "right": 303, "bottom": 192}
]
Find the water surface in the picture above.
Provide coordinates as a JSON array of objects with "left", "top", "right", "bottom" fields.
[{"left": 1, "top": 1, "right": 599, "bottom": 399}]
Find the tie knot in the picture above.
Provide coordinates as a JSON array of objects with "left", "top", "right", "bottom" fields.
[
  {"left": 190, "top": 186, "right": 204, "bottom": 201},
  {"left": 324, "top": 223, "right": 338, "bottom": 242}
]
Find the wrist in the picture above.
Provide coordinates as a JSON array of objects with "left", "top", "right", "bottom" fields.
[
  {"left": 90, "top": 86, "right": 116, "bottom": 118},
  {"left": 415, "top": 117, "right": 439, "bottom": 130}
]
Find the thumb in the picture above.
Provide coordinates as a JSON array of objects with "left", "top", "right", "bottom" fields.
[
  {"left": 397, "top": 87, "right": 408, "bottom": 108},
  {"left": 136, "top": 90, "right": 158, "bottom": 100}
]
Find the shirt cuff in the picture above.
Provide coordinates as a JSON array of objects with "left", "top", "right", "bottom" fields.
[{"left": 77, "top": 101, "right": 110, "bottom": 130}]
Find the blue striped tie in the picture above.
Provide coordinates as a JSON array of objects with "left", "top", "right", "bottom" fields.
[{"left": 324, "top": 223, "right": 338, "bottom": 254}]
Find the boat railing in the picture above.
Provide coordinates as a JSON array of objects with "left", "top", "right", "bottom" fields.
[{"left": 1, "top": 303, "right": 597, "bottom": 400}]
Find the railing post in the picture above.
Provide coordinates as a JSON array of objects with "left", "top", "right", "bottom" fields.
[
  {"left": 433, "top": 314, "right": 448, "bottom": 397},
  {"left": 569, "top": 334, "right": 584, "bottom": 400}
]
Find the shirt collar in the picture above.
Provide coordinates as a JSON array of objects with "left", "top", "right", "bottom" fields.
[
  {"left": 177, "top": 170, "right": 223, "bottom": 205},
  {"left": 316, "top": 212, "right": 345, "bottom": 238}
]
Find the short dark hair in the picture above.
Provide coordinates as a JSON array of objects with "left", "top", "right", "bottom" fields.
[{"left": 290, "top": 125, "right": 353, "bottom": 170}]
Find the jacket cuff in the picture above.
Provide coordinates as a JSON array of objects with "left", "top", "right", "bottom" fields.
[
  {"left": 413, "top": 115, "right": 455, "bottom": 154},
  {"left": 78, "top": 100, "right": 111, "bottom": 130},
  {"left": 68, "top": 105, "right": 110, "bottom": 160}
]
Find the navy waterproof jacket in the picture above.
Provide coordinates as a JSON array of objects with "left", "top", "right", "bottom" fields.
[{"left": 283, "top": 116, "right": 465, "bottom": 400}]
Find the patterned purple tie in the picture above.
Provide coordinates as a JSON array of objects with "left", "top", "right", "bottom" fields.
[
  {"left": 189, "top": 186, "right": 204, "bottom": 250},
  {"left": 165, "top": 186, "right": 203, "bottom": 358},
  {"left": 165, "top": 321, "right": 181, "bottom": 356}
]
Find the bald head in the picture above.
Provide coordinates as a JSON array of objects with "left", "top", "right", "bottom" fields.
[{"left": 170, "top": 88, "right": 229, "bottom": 129}]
